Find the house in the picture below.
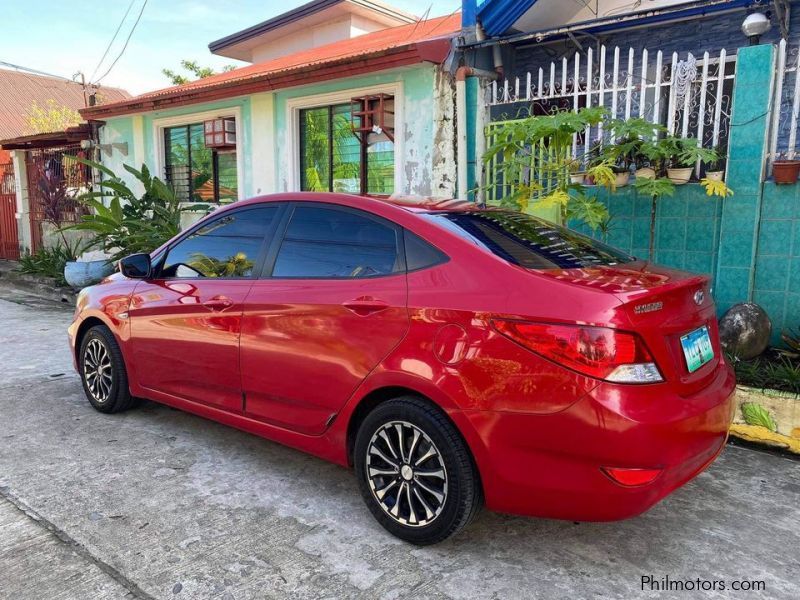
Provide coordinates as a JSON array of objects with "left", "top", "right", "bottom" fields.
[
  {"left": 458, "top": 0, "right": 800, "bottom": 342},
  {"left": 79, "top": 0, "right": 464, "bottom": 223},
  {"left": 0, "top": 68, "right": 129, "bottom": 258}
]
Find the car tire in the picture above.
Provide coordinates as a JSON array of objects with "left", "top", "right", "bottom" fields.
[
  {"left": 354, "top": 396, "right": 482, "bottom": 545},
  {"left": 78, "top": 325, "right": 137, "bottom": 414}
]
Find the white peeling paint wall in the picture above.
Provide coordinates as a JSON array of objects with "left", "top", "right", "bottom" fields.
[
  {"left": 431, "top": 69, "right": 456, "bottom": 198},
  {"left": 97, "top": 116, "right": 146, "bottom": 200},
  {"left": 273, "top": 64, "right": 456, "bottom": 198},
  {"left": 400, "top": 66, "right": 456, "bottom": 198}
]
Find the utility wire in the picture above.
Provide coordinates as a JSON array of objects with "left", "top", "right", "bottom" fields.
[
  {"left": 89, "top": 0, "right": 136, "bottom": 83},
  {"left": 419, "top": 3, "right": 461, "bottom": 39},
  {"left": 405, "top": 3, "right": 433, "bottom": 40},
  {"left": 93, "top": 0, "right": 148, "bottom": 85},
  {"left": 0, "top": 59, "right": 73, "bottom": 82}
]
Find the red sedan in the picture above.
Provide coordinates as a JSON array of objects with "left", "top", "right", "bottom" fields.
[{"left": 68, "top": 192, "right": 735, "bottom": 545}]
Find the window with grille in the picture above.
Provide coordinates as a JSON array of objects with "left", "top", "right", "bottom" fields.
[
  {"left": 299, "top": 101, "right": 394, "bottom": 196},
  {"left": 163, "top": 122, "right": 238, "bottom": 203}
]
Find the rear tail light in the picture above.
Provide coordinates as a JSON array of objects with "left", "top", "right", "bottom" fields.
[
  {"left": 602, "top": 467, "right": 663, "bottom": 487},
  {"left": 491, "top": 320, "right": 663, "bottom": 383}
]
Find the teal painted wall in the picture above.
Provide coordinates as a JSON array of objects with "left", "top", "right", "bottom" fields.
[
  {"left": 579, "top": 181, "right": 799, "bottom": 346},
  {"left": 754, "top": 183, "right": 800, "bottom": 338},
  {"left": 101, "top": 64, "right": 450, "bottom": 200},
  {"left": 465, "top": 76, "right": 478, "bottom": 201},
  {"left": 574, "top": 184, "right": 723, "bottom": 278},
  {"left": 272, "top": 65, "right": 451, "bottom": 196},
  {"left": 715, "top": 44, "right": 773, "bottom": 318},
  {"left": 100, "top": 96, "right": 254, "bottom": 198}
]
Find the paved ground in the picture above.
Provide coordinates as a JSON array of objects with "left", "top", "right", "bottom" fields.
[{"left": 0, "top": 285, "right": 799, "bottom": 600}]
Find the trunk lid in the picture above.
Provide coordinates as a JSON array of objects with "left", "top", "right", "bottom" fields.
[{"left": 540, "top": 261, "right": 720, "bottom": 396}]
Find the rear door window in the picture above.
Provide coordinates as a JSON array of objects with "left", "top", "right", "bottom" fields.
[
  {"left": 272, "top": 205, "right": 401, "bottom": 278},
  {"left": 423, "top": 211, "right": 633, "bottom": 269}
]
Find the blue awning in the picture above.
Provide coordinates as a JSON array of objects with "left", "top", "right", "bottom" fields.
[
  {"left": 476, "top": 0, "right": 755, "bottom": 39},
  {"left": 477, "top": 0, "right": 538, "bottom": 37}
]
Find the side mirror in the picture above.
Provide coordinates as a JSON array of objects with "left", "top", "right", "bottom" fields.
[{"left": 119, "top": 253, "right": 152, "bottom": 279}]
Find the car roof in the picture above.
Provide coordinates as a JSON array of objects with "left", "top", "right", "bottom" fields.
[{"left": 222, "top": 192, "right": 484, "bottom": 215}]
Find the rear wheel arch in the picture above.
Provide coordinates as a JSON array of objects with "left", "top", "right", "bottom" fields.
[{"left": 346, "top": 387, "right": 481, "bottom": 485}]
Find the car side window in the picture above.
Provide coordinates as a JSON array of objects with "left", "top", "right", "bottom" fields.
[
  {"left": 404, "top": 230, "right": 448, "bottom": 271},
  {"left": 272, "top": 205, "right": 400, "bottom": 278},
  {"left": 160, "top": 206, "right": 279, "bottom": 278}
]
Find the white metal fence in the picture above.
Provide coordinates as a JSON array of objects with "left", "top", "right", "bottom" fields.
[
  {"left": 768, "top": 38, "right": 800, "bottom": 168},
  {"left": 489, "top": 44, "right": 736, "bottom": 174}
]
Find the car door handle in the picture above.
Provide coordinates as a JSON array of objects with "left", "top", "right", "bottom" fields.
[
  {"left": 204, "top": 296, "right": 234, "bottom": 311},
  {"left": 342, "top": 298, "right": 390, "bottom": 316}
]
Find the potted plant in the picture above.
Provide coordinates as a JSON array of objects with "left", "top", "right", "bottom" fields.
[
  {"left": 604, "top": 119, "right": 667, "bottom": 183},
  {"left": 25, "top": 157, "right": 109, "bottom": 288},
  {"left": 705, "top": 144, "right": 726, "bottom": 182},
  {"left": 633, "top": 140, "right": 660, "bottom": 180},
  {"left": 64, "top": 249, "right": 115, "bottom": 288},
  {"left": 662, "top": 136, "right": 718, "bottom": 185},
  {"left": 773, "top": 153, "right": 800, "bottom": 184},
  {"left": 567, "top": 158, "right": 585, "bottom": 185}
]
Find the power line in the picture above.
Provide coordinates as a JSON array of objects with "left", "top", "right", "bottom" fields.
[
  {"left": 89, "top": 0, "right": 137, "bottom": 83},
  {"left": 0, "top": 60, "right": 74, "bottom": 82},
  {"left": 93, "top": 0, "right": 148, "bottom": 85}
]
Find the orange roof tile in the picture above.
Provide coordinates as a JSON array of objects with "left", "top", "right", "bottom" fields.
[
  {"left": 82, "top": 13, "right": 460, "bottom": 119},
  {"left": 0, "top": 69, "right": 129, "bottom": 139}
]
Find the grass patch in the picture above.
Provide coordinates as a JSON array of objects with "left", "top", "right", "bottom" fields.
[{"left": 732, "top": 350, "right": 800, "bottom": 395}]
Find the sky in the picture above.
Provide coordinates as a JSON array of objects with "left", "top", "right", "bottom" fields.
[{"left": 0, "top": 0, "right": 458, "bottom": 97}]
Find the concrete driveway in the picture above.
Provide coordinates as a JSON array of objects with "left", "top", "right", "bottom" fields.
[{"left": 1, "top": 288, "right": 798, "bottom": 600}]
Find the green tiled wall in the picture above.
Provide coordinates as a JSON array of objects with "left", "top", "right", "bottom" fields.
[
  {"left": 753, "top": 183, "right": 800, "bottom": 342},
  {"left": 575, "top": 185, "right": 723, "bottom": 280},
  {"left": 715, "top": 44, "right": 774, "bottom": 319}
]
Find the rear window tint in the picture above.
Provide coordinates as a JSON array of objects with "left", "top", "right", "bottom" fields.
[{"left": 423, "top": 211, "right": 633, "bottom": 269}]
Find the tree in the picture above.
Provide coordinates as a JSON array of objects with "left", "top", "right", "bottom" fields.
[
  {"left": 162, "top": 60, "right": 235, "bottom": 85},
  {"left": 25, "top": 100, "right": 82, "bottom": 134}
]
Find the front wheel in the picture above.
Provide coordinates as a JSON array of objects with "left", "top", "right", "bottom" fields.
[
  {"left": 354, "top": 396, "right": 482, "bottom": 545},
  {"left": 78, "top": 325, "right": 137, "bottom": 413}
]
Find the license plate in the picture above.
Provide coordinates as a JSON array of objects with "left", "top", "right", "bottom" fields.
[{"left": 680, "top": 325, "right": 714, "bottom": 373}]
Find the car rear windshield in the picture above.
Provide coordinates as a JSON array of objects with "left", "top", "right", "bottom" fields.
[{"left": 422, "top": 210, "right": 634, "bottom": 269}]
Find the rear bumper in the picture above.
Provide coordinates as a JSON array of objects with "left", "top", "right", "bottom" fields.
[{"left": 456, "top": 362, "right": 736, "bottom": 521}]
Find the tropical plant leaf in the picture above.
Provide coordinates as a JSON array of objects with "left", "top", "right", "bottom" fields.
[
  {"left": 537, "top": 189, "right": 570, "bottom": 208},
  {"left": 63, "top": 161, "right": 185, "bottom": 261},
  {"left": 740, "top": 402, "right": 778, "bottom": 431},
  {"left": 634, "top": 176, "right": 675, "bottom": 198},
  {"left": 587, "top": 163, "right": 617, "bottom": 191},
  {"left": 700, "top": 178, "right": 734, "bottom": 198},
  {"left": 778, "top": 329, "right": 800, "bottom": 359}
]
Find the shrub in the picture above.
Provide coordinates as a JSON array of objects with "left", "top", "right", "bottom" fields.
[
  {"left": 66, "top": 159, "right": 208, "bottom": 261},
  {"left": 732, "top": 352, "right": 800, "bottom": 395},
  {"left": 17, "top": 239, "right": 85, "bottom": 286}
]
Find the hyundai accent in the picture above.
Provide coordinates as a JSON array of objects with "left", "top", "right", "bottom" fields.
[{"left": 68, "top": 192, "right": 736, "bottom": 545}]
